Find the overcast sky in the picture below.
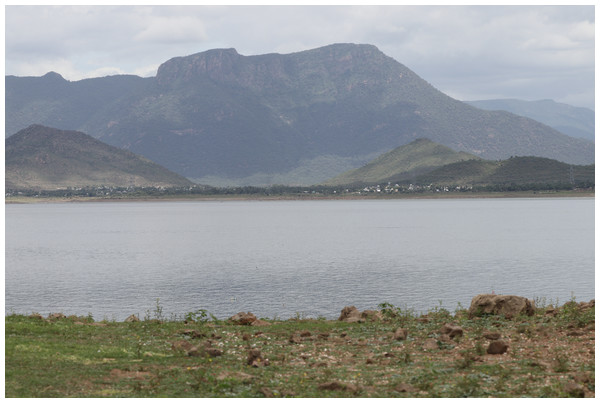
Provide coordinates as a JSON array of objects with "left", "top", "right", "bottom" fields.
[{"left": 4, "top": 5, "right": 596, "bottom": 109}]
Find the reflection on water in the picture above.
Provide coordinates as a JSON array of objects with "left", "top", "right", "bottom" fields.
[{"left": 5, "top": 198, "right": 595, "bottom": 320}]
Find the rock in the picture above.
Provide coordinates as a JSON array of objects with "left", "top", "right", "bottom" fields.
[
  {"left": 438, "top": 334, "right": 451, "bottom": 342},
  {"left": 205, "top": 348, "right": 223, "bottom": 358},
  {"left": 395, "top": 383, "right": 417, "bottom": 393},
  {"left": 423, "top": 339, "right": 439, "bottom": 350},
  {"left": 229, "top": 312, "right": 258, "bottom": 325},
  {"left": 28, "top": 313, "right": 43, "bottom": 320},
  {"left": 483, "top": 331, "right": 501, "bottom": 340},
  {"left": 338, "top": 306, "right": 363, "bottom": 323},
  {"left": 179, "top": 329, "right": 206, "bottom": 339},
  {"left": 250, "top": 319, "right": 271, "bottom": 326},
  {"left": 361, "top": 310, "right": 383, "bottom": 321},
  {"left": 300, "top": 331, "right": 312, "bottom": 337},
  {"left": 247, "top": 349, "right": 268, "bottom": 367},
  {"left": 440, "top": 323, "right": 464, "bottom": 339},
  {"left": 318, "top": 381, "right": 358, "bottom": 392},
  {"left": 487, "top": 340, "right": 509, "bottom": 354},
  {"left": 125, "top": 314, "right": 140, "bottom": 322},
  {"left": 468, "top": 294, "right": 535, "bottom": 319},
  {"left": 289, "top": 334, "right": 302, "bottom": 344},
  {"left": 565, "top": 381, "right": 585, "bottom": 398},
  {"left": 172, "top": 340, "right": 195, "bottom": 353},
  {"left": 47, "top": 313, "right": 66, "bottom": 321},
  {"left": 393, "top": 328, "right": 408, "bottom": 341}
]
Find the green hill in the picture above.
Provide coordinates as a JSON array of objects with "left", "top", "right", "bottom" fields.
[
  {"left": 5, "top": 125, "right": 194, "bottom": 190},
  {"left": 323, "top": 138, "right": 479, "bottom": 186},
  {"left": 415, "top": 156, "right": 594, "bottom": 187}
]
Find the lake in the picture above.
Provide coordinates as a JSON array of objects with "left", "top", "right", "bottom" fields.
[{"left": 5, "top": 197, "right": 595, "bottom": 321}]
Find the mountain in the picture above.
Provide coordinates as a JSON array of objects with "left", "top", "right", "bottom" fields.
[
  {"left": 5, "top": 44, "right": 594, "bottom": 186},
  {"left": 465, "top": 99, "right": 595, "bottom": 142},
  {"left": 5, "top": 124, "right": 194, "bottom": 190},
  {"left": 323, "top": 138, "right": 479, "bottom": 186}
]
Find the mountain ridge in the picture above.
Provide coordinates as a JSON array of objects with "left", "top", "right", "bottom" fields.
[{"left": 5, "top": 44, "right": 594, "bottom": 185}]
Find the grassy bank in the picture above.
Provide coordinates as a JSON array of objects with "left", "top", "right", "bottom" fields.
[{"left": 5, "top": 299, "right": 594, "bottom": 398}]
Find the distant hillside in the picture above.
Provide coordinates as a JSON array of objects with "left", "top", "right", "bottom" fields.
[
  {"left": 5, "top": 125, "right": 194, "bottom": 190},
  {"left": 6, "top": 44, "right": 594, "bottom": 186},
  {"left": 323, "top": 138, "right": 478, "bottom": 186},
  {"left": 415, "top": 156, "right": 594, "bottom": 187},
  {"left": 466, "top": 99, "right": 594, "bottom": 142}
]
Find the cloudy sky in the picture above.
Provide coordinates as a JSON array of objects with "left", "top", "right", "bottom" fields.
[{"left": 5, "top": 5, "right": 596, "bottom": 109}]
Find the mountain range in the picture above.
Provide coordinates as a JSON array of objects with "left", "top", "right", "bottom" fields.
[
  {"left": 466, "top": 99, "right": 594, "bottom": 143},
  {"left": 5, "top": 125, "right": 194, "bottom": 190},
  {"left": 5, "top": 43, "right": 594, "bottom": 186}
]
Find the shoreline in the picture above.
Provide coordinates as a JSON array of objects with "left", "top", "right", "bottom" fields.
[{"left": 5, "top": 190, "right": 595, "bottom": 204}]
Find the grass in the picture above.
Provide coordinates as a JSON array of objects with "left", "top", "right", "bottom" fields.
[{"left": 5, "top": 299, "right": 594, "bottom": 398}]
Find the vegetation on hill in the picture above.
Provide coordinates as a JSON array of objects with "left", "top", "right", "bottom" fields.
[
  {"left": 5, "top": 125, "right": 194, "bottom": 190},
  {"left": 324, "top": 138, "right": 479, "bottom": 186},
  {"left": 6, "top": 44, "right": 594, "bottom": 185}
]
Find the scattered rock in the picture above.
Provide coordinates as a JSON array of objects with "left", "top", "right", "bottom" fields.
[
  {"left": 487, "top": 340, "right": 509, "bottom": 355},
  {"left": 229, "top": 312, "right": 258, "bottom": 325},
  {"left": 393, "top": 328, "right": 408, "bottom": 341},
  {"left": 289, "top": 334, "right": 302, "bottom": 344},
  {"left": 395, "top": 383, "right": 417, "bottom": 393},
  {"left": 338, "top": 306, "right": 363, "bottom": 323},
  {"left": 124, "top": 314, "right": 140, "bottom": 323},
  {"left": 440, "top": 323, "right": 463, "bottom": 339},
  {"left": 300, "top": 331, "right": 312, "bottom": 337},
  {"left": 318, "top": 333, "right": 330, "bottom": 340},
  {"left": 438, "top": 334, "right": 451, "bottom": 342},
  {"left": 423, "top": 339, "right": 439, "bottom": 350},
  {"left": 318, "top": 381, "right": 358, "bottom": 392},
  {"left": 468, "top": 294, "right": 535, "bottom": 319},
  {"left": 179, "top": 329, "right": 206, "bottom": 339},
  {"left": 247, "top": 349, "right": 268, "bottom": 367},
  {"left": 578, "top": 299, "right": 595, "bottom": 310},
  {"left": 205, "top": 348, "right": 223, "bottom": 358},
  {"left": 28, "top": 313, "right": 43, "bottom": 320},
  {"left": 250, "top": 319, "right": 271, "bottom": 326},
  {"left": 216, "top": 371, "right": 254, "bottom": 381},
  {"left": 483, "top": 331, "right": 501, "bottom": 340},
  {"left": 47, "top": 313, "right": 66, "bottom": 321},
  {"left": 564, "top": 381, "right": 585, "bottom": 398},
  {"left": 361, "top": 310, "right": 383, "bottom": 322},
  {"left": 172, "top": 340, "right": 195, "bottom": 353},
  {"left": 259, "top": 387, "right": 274, "bottom": 398}
]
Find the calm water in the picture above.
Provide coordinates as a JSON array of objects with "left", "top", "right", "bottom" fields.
[{"left": 5, "top": 198, "right": 595, "bottom": 321}]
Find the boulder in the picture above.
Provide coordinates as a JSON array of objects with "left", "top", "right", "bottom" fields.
[
  {"left": 125, "top": 314, "right": 140, "bottom": 322},
  {"left": 393, "top": 328, "right": 408, "bottom": 341},
  {"left": 440, "top": 323, "right": 464, "bottom": 339},
  {"left": 229, "top": 312, "right": 257, "bottom": 325},
  {"left": 338, "top": 306, "right": 363, "bottom": 323},
  {"left": 468, "top": 294, "right": 535, "bottom": 319},
  {"left": 487, "top": 340, "right": 509, "bottom": 354},
  {"left": 361, "top": 310, "right": 383, "bottom": 322}
]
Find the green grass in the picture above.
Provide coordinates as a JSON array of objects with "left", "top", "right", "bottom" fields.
[{"left": 5, "top": 299, "right": 595, "bottom": 398}]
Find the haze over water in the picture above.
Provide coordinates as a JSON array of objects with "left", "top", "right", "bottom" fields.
[{"left": 5, "top": 198, "right": 594, "bottom": 321}]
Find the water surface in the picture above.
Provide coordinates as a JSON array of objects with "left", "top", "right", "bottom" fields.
[{"left": 5, "top": 198, "right": 594, "bottom": 320}]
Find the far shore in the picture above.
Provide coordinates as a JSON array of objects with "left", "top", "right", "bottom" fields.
[{"left": 4, "top": 189, "right": 595, "bottom": 204}]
